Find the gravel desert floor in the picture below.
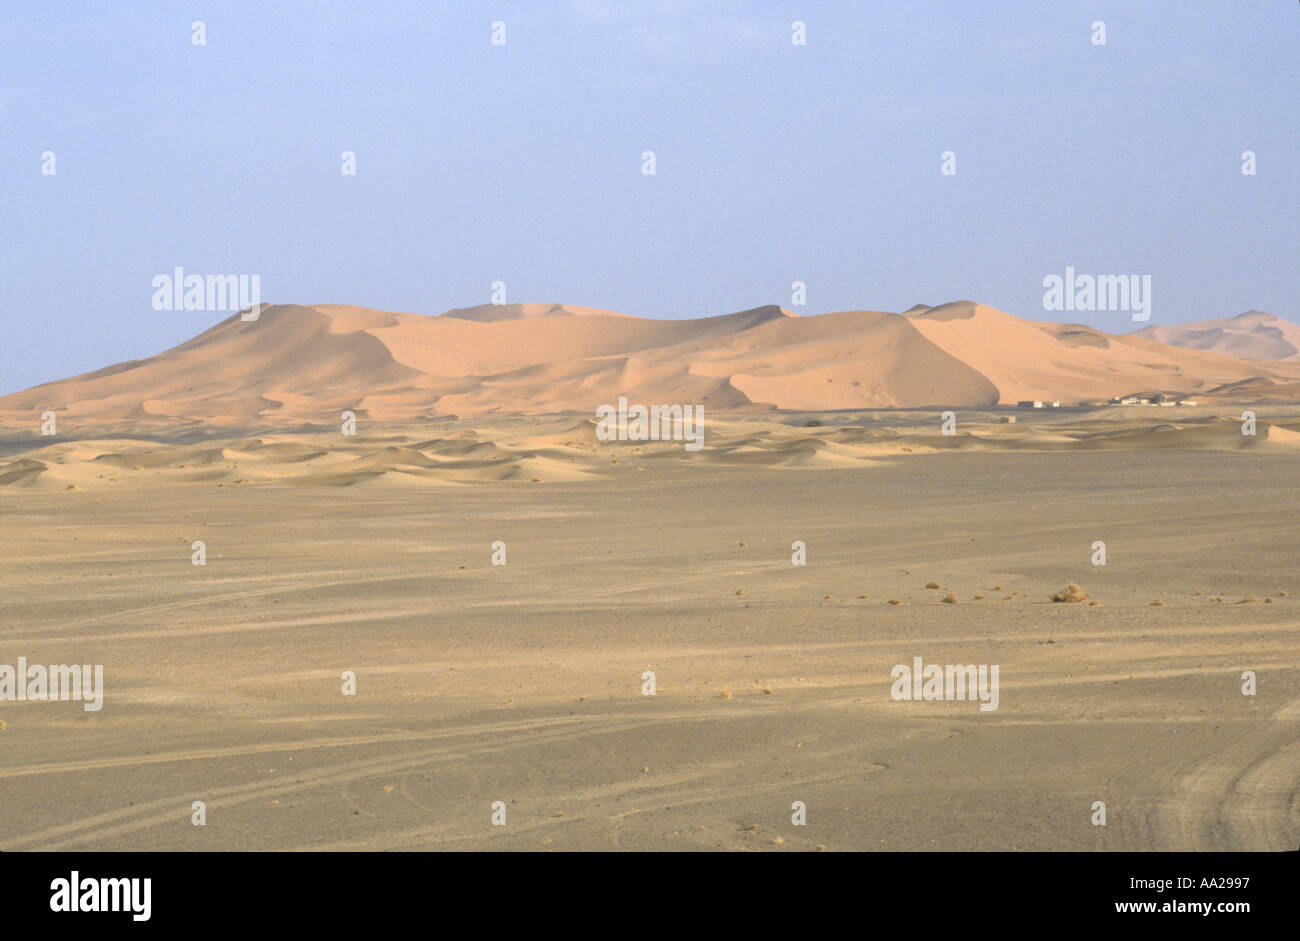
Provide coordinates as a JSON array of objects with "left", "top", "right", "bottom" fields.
[{"left": 1, "top": 414, "right": 1297, "bottom": 850}]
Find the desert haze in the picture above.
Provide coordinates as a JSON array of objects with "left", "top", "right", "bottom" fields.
[{"left": 0, "top": 300, "right": 1297, "bottom": 851}]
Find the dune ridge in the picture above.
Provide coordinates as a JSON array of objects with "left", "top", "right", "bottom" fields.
[
  {"left": 3, "top": 409, "right": 1297, "bottom": 491},
  {"left": 1134, "top": 310, "right": 1300, "bottom": 362},
  {"left": 3, "top": 300, "right": 1300, "bottom": 433}
]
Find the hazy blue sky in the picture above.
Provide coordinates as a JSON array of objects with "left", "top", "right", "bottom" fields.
[{"left": 2, "top": 0, "right": 1296, "bottom": 394}]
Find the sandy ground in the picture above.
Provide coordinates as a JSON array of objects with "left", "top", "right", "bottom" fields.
[{"left": 0, "top": 413, "right": 1297, "bottom": 851}]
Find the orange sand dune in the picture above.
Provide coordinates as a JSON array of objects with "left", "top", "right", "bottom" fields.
[
  {"left": 3, "top": 299, "right": 1299, "bottom": 431},
  {"left": 1134, "top": 310, "right": 1300, "bottom": 362},
  {"left": 905, "top": 301, "right": 1298, "bottom": 405}
]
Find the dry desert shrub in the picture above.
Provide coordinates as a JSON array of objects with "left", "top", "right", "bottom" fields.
[{"left": 1051, "top": 582, "right": 1088, "bottom": 603}]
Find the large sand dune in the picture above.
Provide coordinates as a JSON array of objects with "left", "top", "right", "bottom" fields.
[
  {"left": 1134, "top": 310, "right": 1300, "bottom": 362},
  {"left": 4, "top": 301, "right": 1299, "bottom": 433}
]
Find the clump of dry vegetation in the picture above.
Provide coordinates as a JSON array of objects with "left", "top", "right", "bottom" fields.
[{"left": 1050, "top": 582, "right": 1088, "bottom": 603}]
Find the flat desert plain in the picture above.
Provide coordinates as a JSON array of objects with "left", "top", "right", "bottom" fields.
[{"left": 1, "top": 409, "right": 1297, "bottom": 850}]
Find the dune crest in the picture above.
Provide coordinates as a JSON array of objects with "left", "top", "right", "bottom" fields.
[
  {"left": 3, "top": 300, "right": 1300, "bottom": 431},
  {"left": 1134, "top": 310, "right": 1300, "bottom": 362}
]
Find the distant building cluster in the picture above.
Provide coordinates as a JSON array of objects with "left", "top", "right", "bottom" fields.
[
  {"left": 1010, "top": 395, "right": 1201, "bottom": 409},
  {"left": 1108, "top": 393, "right": 1198, "bottom": 407}
]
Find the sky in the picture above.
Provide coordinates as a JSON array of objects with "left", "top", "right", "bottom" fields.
[{"left": 1, "top": 0, "right": 1296, "bottom": 394}]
